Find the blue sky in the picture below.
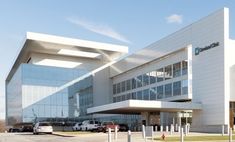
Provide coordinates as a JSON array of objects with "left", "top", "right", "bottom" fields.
[{"left": 0, "top": 0, "right": 235, "bottom": 119}]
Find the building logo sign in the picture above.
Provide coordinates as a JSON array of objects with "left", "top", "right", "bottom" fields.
[{"left": 195, "top": 42, "right": 219, "bottom": 55}]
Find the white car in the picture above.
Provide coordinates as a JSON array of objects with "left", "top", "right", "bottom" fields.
[
  {"left": 80, "top": 120, "right": 100, "bottom": 131},
  {"left": 72, "top": 122, "right": 82, "bottom": 131},
  {"left": 33, "top": 122, "right": 53, "bottom": 134}
]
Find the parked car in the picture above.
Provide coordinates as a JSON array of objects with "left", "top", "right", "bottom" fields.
[
  {"left": 80, "top": 120, "right": 100, "bottom": 131},
  {"left": 72, "top": 122, "right": 82, "bottom": 131},
  {"left": 21, "top": 125, "right": 33, "bottom": 132},
  {"left": 118, "top": 124, "right": 129, "bottom": 132},
  {"left": 33, "top": 122, "right": 53, "bottom": 134},
  {"left": 97, "top": 121, "right": 119, "bottom": 132},
  {"left": 8, "top": 128, "right": 21, "bottom": 133}
]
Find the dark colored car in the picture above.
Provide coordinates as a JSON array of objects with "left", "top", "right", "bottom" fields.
[
  {"left": 21, "top": 125, "right": 33, "bottom": 132},
  {"left": 118, "top": 124, "right": 129, "bottom": 132},
  {"left": 8, "top": 128, "right": 21, "bottom": 133}
]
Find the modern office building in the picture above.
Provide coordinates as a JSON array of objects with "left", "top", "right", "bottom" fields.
[
  {"left": 6, "top": 7, "right": 235, "bottom": 132},
  {"left": 5, "top": 32, "right": 128, "bottom": 125}
]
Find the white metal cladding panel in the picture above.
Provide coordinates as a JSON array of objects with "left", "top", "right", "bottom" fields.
[
  {"left": 110, "top": 26, "right": 191, "bottom": 77},
  {"left": 229, "top": 40, "right": 235, "bottom": 101},
  {"left": 191, "top": 8, "right": 228, "bottom": 125},
  {"left": 112, "top": 49, "right": 187, "bottom": 83},
  {"left": 93, "top": 67, "right": 112, "bottom": 106}
]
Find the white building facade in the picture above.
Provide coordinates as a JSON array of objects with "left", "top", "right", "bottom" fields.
[
  {"left": 6, "top": 8, "right": 235, "bottom": 133},
  {"left": 88, "top": 8, "right": 235, "bottom": 132}
]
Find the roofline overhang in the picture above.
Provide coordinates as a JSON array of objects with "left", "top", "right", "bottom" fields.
[
  {"left": 6, "top": 32, "right": 128, "bottom": 82},
  {"left": 87, "top": 100, "right": 202, "bottom": 114}
]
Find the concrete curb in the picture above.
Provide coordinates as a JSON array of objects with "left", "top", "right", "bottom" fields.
[{"left": 52, "top": 133, "right": 75, "bottom": 137}]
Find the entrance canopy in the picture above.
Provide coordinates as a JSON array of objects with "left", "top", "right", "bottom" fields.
[{"left": 87, "top": 100, "right": 202, "bottom": 114}]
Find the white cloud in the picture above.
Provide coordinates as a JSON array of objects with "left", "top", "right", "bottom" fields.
[
  {"left": 166, "top": 14, "right": 183, "bottom": 24},
  {"left": 67, "top": 17, "right": 131, "bottom": 44}
]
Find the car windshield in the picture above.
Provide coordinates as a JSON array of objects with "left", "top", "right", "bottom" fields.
[{"left": 39, "top": 123, "right": 50, "bottom": 126}]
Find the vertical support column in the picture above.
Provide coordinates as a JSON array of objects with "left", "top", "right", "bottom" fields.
[
  {"left": 222, "top": 125, "right": 225, "bottom": 136},
  {"left": 114, "top": 126, "right": 118, "bottom": 140},
  {"left": 166, "top": 126, "right": 169, "bottom": 132},
  {"left": 184, "top": 125, "right": 187, "bottom": 136},
  {"left": 180, "top": 128, "right": 184, "bottom": 142},
  {"left": 142, "top": 125, "right": 146, "bottom": 139},
  {"left": 160, "top": 125, "right": 163, "bottom": 132},
  {"left": 154, "top": 125, "right": 158, "bottom": 132},
  {"left": 229, "top": 128, "right": 232, "bottom": 142},
  {"left": 128, "top": 130, "right": 131, "bottom": 142},
  {"left": 108, "top": 128, "right": 112, "bottom": 142}
]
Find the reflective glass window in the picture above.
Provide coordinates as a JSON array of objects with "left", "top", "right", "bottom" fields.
[
  {"left": 117, "top": 96, "right": 121, "bottom": 102},
  {"left": 157, "top": 68, "right": 164, "bottom": 82},
  {"left": 137, "top": 91, "right": 142, "bottom": 100},
  {"left": 149, "top": 71, "right": 156, "bottom": 84},
  {"left": 132, "top": 92, "right": 137, "bottom": 99},
  {"left": 157, "top": 86, "right": 163, "bottom": 99},
  {"left": 143, "top": 73, "right": 149, "bottom": 86},
  {"left": 132, "top": 78, "right": 136, "bottom": 89},
  {"left": 137, "top": 75, "right": 143, "bottom": 88},
  {"left": 150, "top": 87, "right": 157, "bottom": 100},
  {"left": 182, "top": 60, "right": 188, "bottom": 75},
  {"left": 126, "top": 93, "right": 131, "bottom": 100},
  {"left": 173, "top": 81, "right": 181, "bottom": 96},
  {"left": 165, "top": 83, "right": 172, "bottom": 98},
  {"left": 113, "top": 84, "right": 117, "bottom": 95},
  {"left": 117, "top": 83, "right": 121, "bottom": 94},
  {"left": 173, "top": 62, "right": 181, "bottom": 78},
  {"left": 126, "top": 80, "right": 131, "bottom": 91},
  {"left": 143, "top": 89, "right": 149, "bottom": 100},
  {"left": 121, "top": 95, "right": 126, "bottom": 101},
  {"left": 113, "top": 97, "right": 117, "bottom": 102},
  {"left": 164, "top": 65, "right": 172, "bottom": 80},
  {"left": 121, "top": 81, "right": 126, "bottom": 92},
  {"left": 182, "top": 80, "right": 188, "bottom": 95}
]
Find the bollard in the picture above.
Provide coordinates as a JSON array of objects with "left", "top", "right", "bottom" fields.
[
  {"left": 155, "top": 125, "right": 158, "bottom": 132},
  {"left": 229, "top": 128, "right": 232, "bottom": 142},
  {"left": 142, "top": 125, "right": 146, "bottom": 139},
  {"left": 222, "top": 125, "right": 224, "bottom": 136},
  {"left": 166, "top": 126, "right": 168, "bottom": 132},
  {"left": 180, "top": 128, "right": 184, "bottom": 142},
  {"left": 114, "top": 126, "right": 118, "bottom": 140},
  {"left": 160, "top": 125, "right": 163, "bottom": 132},
  {"left": 108, "top": 128, "right": 112, "bottom": 142},
  {"left": 170, "top": 126, "right": 173, "bottom": 135},
  {"left": 187, "top": 124, "right": 190, "bottom": 134},
  {"left": 184, "top": 125, "right": 187, "bottom": 136},
  {"left": 178, "top": 126, "right": 181, "bottom": 133},
  {"left": 128, "top": 130, "right": 131, "bottom": 142}
]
